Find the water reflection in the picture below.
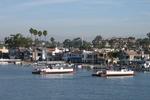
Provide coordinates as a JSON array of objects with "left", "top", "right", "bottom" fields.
[
  {"left": 106, "top": 76, "right": 134, "bottom": 79},
  {"left": 39, "top": 73, "right": 74, "bottom": 79}
]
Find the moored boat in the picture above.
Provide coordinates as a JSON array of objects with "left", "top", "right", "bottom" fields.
[
  {"left": 92, "top": 68, "right": 134, "bottom": 77},
  {"left": 32, "top": 67, "right": 74, "bottom": 74},
  {"left": 32, "top": 64, "right": 74, "bottom": 74}
]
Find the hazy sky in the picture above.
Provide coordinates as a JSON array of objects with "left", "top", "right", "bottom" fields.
[{"left": 0, "top": 0, "right": 150, "bottom": 41}]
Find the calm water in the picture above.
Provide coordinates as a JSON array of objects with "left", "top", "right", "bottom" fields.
[{"left": 0, "top": 64, "right": 150, "bottom": 100}]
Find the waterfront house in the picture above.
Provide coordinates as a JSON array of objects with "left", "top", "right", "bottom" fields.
[
  {"left": 0, "top": 46, "right": 9, "bottom": 53},
  {"left": 125, "top": 50, "right": 141, "bottom": 61},
  {"left": 142, "top": 51, "right": 150, "bottom": 60},
  {"left": 0, "top": 46, "right": 9, "bottom": 59},
  {"left": 82, "top": 50, "right": 93, "bottom": 63},
  {"left": 82, "top": 50, "right": 98, "bottom": 64},
  {"left": 32, "top": 47, "right": 42, "bottom": 61},
  {"left": 62, "top": 50, "right": 82, "bottom": 63},
  {"left": 47, "top": 47, "right": 64, "bottom": 61},
  {"left": 118, "top": 49, "right": 142, "bottom": 65}
]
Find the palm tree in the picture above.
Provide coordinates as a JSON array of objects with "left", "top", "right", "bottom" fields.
[
  {"left": 50, "top": 37, "right": 55, "bottom": 43},
  {"left": 43, "top": 30, "right": 48, "bottom": 41},
  {"left": 50, "top": 37, "right": 55, "bottom": 47},
  {"left": 29, "top": 28, "right": 34, "bottom": 39},
  {"left": 33, "top": 29, "right": 38, "bottom": 39},
  {"left": 33, "top": 29, "right": 38, "bottom": 45},
  {"left": 38, "top": 31, "right": 42, "bottom": 41},
  {"left": 43, "top": 30, "right": 47, "bottom": 36}
]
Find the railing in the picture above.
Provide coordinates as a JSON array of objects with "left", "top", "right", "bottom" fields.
[{"left": 37, "top": 61, "right": 65, "bottom": 64}]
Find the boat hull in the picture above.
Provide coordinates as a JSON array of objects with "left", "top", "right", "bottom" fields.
[
  {"left": 32, "top": 68, "right": 74, "bottom": 74},
  {"left": 92, "top": 70, "right": 134, "bottom": 77},
  {"left": 32, "top": 71, "right": 74, "bottom": 74},
  {"left": 105, "top": 71, "right": 134, "bottom": 76}
]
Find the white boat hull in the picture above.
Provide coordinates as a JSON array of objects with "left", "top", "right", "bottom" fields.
[
  {"left": 105, "top": 70, "right": 134, "bottom": 76},
  {"left": 92, "top": 69, "right": 134, "bottom": 77},
  {"left": 32, "top": 68, "right": 74, "bottom": 74}
]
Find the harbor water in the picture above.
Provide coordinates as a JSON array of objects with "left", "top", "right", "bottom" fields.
[{"left": 0, "top": 64, "right": 150, "bottom": 100}]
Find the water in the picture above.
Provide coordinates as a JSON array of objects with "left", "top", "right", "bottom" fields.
[{"left": 0, "top": 64, "right": 150, "bottom": 100}]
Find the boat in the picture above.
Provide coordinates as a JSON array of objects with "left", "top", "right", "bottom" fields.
[
  {"left": 92, "top": 68, "right": 134, "bottom": 77},
  {"left": 32, "top": 64, "right": 74, "bottom": 74}
]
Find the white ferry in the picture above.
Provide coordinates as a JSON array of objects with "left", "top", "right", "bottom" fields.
[
  {"left": 32, "top": 64, "right": 74, "bottom": 74},
  {"left": 92, "top": 68, "right": 134, "bottom": 77}
]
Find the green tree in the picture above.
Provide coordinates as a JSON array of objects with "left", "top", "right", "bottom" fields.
[
  {"left": 147, "top": 32, "right": 150, "bottom": 40},
  {"left": 63, "top": 39, "right": 72, "bottom": 48},
  {"left": 38, "top": 31, "right": 42, "bottom": 41},
  {"left": 43, "top": 30, "right": 48, "bottom": 41},
  {"left": 32, "top": 29, "right": 38, "bottom": 44},
  {"left": 33, "top": 29, "right": 38, "bottom": 39},
  {"left": 80, "top": 41, "right": 92, "bottom": 50},
  {"left": 72, "top": 37, "right": 82, "bottom": 48},
  {"left": 5, "top": 33, "right": 32, "bottom": 48},
  {"left": 50, "top": 37, "right": 56, "bottom": 47},
  {"left": 50, "top": 37, "right": 55, "bottom": 43},
  {"left": 29, "top": 28, "right": 34, "bottom": 39},
  {"left": 137, "top": 38, "right": 150, "bottom": 49},
  {"left": 92, "top": 35, "right": 103, "bottom": 48}
]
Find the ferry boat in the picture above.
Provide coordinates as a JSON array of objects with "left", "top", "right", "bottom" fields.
[
  {"left": 92, "top": 68, "right": 134, "bottom": 77},
  {"left": 32, "top": 64, "right": 74, "bottom": 74}
]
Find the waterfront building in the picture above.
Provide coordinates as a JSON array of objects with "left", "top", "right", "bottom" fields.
[
  {"left": 47, "top": 47, "right": 64, "bottom": 61},
  {"left": 62, "top": 51, "right": 82, "bottom": 63},
  {"left": 125, "top": 50, "right": 141, "bottom": 61},
  {"left": 32, "top": 47, "right": 42, "bottom": 61},
  {"left": 82, "top": 50, "right": 95, "bottom": 63},
  {"left": 81, "top": 50, "right": 105, "bottom": 64},
  {"left": 0, "top": 46, "right": 9, "bottom": 59},
  {"left": 0, "top": 46, "right": 9, "bottom": 53}
]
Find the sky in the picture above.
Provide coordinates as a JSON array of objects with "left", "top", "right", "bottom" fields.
[{"left": 0, "top": 0, "right": 150, "bottom": 41}]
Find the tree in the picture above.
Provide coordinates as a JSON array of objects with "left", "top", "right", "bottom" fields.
[
  {"left": 92, "top": 35, "right": 103, "bottom": 48},
  {"left": 5, "top": 33, "right": 32, "bottom": 48},
  {"left": 11, "top": 33, "right": 22, "bottom": 47},
  {"left": 50, "top": 37, "right": 55, "bottom": 43},
  {"left": 63, "top": 39, "right": 72, "bottom": 48},
  {"left": 5, "top": 37, "right": 14, "bottom": 48},
  {"left": 137, "top": 38, "right": 150, "bottom": 49},
  {"left": 33, "top": 29, "right": 38, "bottom": 39},
  {"left": 38, "top": 31, "right": 42, "bottom": 41},
  {"left": 107, "top": 51, "right": 120, "bottom": 64},
  {"left": 80, "top": 41, "right": 92, "bottom": 50},
  {"left": 43, "top": 30, "right": 48, "bottom": 46},
  {"left": 147, "top": 32, "right": 150, "bottom": 39},
  {"left": 43, "top": 30, "right": 48, "bottom": 40},
  {"left": 29, "top": 28, "right": 34, "bottom": 39},
  {"left": 32, "top": 29, "right": 38, "bottom": 45},
  {"left": 50, "top": 37, "right": 56, "bottom": 47},
  {"left": 72, "top": 37, "right": 82, "bottom": 48}
]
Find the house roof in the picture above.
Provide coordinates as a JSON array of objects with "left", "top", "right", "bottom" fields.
[
  {"left": 47, "top": 48, "right": 55, "bottom": 52},
  {"left": 125, "top": 50, "right": 141, "bottom": 56}
]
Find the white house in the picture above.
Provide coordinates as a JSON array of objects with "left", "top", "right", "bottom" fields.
[
  {"left": 0, "top": 46, "right": 9, "bottom": 53},
  {"left": 52, "top": 47, "right": 63, "bottom": 56}
]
